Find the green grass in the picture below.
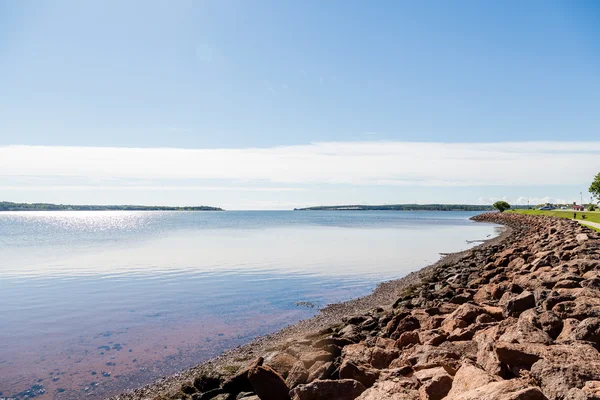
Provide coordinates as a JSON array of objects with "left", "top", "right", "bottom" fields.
[
  {"left": 509, "top": 209, "right": 600, "bottom": 232},
  {"left": 510, "top": 209, "right": 600, "bottom": 223}
]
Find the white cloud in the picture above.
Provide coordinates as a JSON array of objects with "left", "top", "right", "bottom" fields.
[{"left": 0, "top": 141, "right": 598, "bottom": 188}]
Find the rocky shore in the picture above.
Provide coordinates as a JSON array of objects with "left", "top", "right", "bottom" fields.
[{"left": 113, "top": 212, "right": 600, "bottom": 400}]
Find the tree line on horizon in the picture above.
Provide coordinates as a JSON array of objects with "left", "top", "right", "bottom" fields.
[
  {"left": 0, "top": 201, "right": 223, "bottom": 211},
  {"left": 296, "top": 204, "right": 531, "bottom": 211}
]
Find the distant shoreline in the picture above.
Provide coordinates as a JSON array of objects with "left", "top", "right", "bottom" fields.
[
  {"left": 0, "top": 201, "right": 224, "bottom": 212},
  {"left": 295, "top": 204, "right": 528, "bottom": 211}
]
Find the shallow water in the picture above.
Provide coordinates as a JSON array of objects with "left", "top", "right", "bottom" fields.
[{"left": 0, "top": 211, "right": 499, "bottom": 399}]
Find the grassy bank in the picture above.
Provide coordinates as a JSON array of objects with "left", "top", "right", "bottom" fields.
[{"left": 509, "top": 209, "right": 600, "bottom": 232}]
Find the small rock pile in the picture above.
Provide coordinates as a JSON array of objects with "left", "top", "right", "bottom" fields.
[{"left": 179, "top": 213, "right": 600, "bottom": 400}]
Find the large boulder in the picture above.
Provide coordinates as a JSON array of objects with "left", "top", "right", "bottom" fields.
[
  {"left": 444, "top": 379, "right": 546, "bottom": 400},
  {"left": 418, "top": 372, "right": 453, "bottom": 400},
  {"left": 531, "top": 359, "right": 600, "bottom": 400},
  {"left": 441, "top": 304, "right": 486, "bottom": 333},
  {"left": 289, "top": 379, "right": 366, "bottom": 400},
  {"left": 339, "top": 360, "right": 380, "bottom": 388},
  {"left": 286, "top": 361, "right": 308, "bottom": 389},
  {"left": 266, "top": 352, "right": 299, "bottom": 378},
  {"left": 446, "top": 362, "right": 499, "bottom": 397},
  {"left": 247, "top": 365, "right": 290, "bottom": 400},
  {"left": 502, "top": 291, "right": 536, "bottom": 318},
  {"left": 356, "top": 379, "right": 419, "bottom": 400},
  {"left": 571, "top": 317, "right": 600, "bottom": 348}
]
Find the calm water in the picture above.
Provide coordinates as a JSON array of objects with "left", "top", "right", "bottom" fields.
[{"left": 0, "top": 211, "right": 499, "bottom": 399}]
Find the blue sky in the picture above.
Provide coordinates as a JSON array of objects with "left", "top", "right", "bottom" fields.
[{"left": 0, "top": 1, "right": 599, "bottom": 209}]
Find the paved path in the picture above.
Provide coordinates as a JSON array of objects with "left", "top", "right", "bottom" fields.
[{"left": 575, "top": 219, "right": 600, "bottom": 230}]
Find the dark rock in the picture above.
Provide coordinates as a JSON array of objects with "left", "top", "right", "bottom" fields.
[
  {"left": 503, "top": 291, "right": 536, "bottom": 317},
  {"left": 418, "top": 373, "right": 453, "bottom": 400},
  {"left": 194, "top": 375, "right": 222, "bottom": 392},
  {"left": 222, "top": 358, "right": 263, "bottom": 395},
  {"left": 182, "top": 383, "right": 197, "bottom": 394},
  {"left": 247, "top": 365, "right": 290, "bottom": 400}
]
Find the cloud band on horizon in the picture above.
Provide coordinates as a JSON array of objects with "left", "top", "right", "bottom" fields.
[{"left": 1, "top": 141, "right": 598, "bottom": 189}]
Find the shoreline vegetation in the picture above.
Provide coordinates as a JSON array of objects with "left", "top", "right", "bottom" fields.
[
  {"left": 294, "top": 204, "right": 530, "bottom": 211},
  {"left": 0, "top": 201, "right": 223, "bottom": 212},
  {"left": 110, "top": 212, "right": 600, "bottom": 400}
]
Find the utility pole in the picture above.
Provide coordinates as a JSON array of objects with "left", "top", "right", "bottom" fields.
[{"left": 580, "top": 192, "right": 583, "bottom": 207}]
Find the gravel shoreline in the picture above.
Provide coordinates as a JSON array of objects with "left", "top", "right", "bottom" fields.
[{"left": 110, "top": 221, "right": 511, "bottom": 400}]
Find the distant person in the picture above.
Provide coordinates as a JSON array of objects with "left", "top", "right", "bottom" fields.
[{"left": 574, "top": 212, "right": 577, "bottom": 219}]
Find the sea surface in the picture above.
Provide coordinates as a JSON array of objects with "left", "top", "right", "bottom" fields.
[{"left": 0, "top": 210, "right": 500, "bottom": 399}]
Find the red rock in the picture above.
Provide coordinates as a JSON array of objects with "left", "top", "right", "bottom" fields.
[
  {"left": 444, "top": 379, "right": 546, "bottom": 400},
  {"left": 396, "top": 331, "right": 421, "bottom": 349},
  {"left": 299, "top": 350, "right": 333, "bottom": 369},
  {"left": 306, "top": 361, "right": 334, "bottom": 383},
  {"left": 418, "top": 373, "right": 453, "bottom": 400},
  {"left": 356, "top": 379, "right": 419, "bottom": 400},
  {"left": 286, "top": 361, "right": 308, "bottom": 389},
  {"left": 446, "top": 361, "right": 498, "bottom": 397},
  {"left": 502, "top": 291, "right": 535, "bottom": 317},
  {"left": 248, "top": 364, "right": 290, "bottom": 400},
  {"left": 289, "top": 379, "right": 366, "bottom": 400},
  {"left": 338, "top": 360, "right": 380, "bottom": 388},
  {"left": 266, "top": 352, "right": 299, "bottom": 378}
]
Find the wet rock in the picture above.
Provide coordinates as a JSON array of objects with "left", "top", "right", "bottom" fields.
[{"left": 289, "top": 379, "right": 366, "bottom": 400}]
